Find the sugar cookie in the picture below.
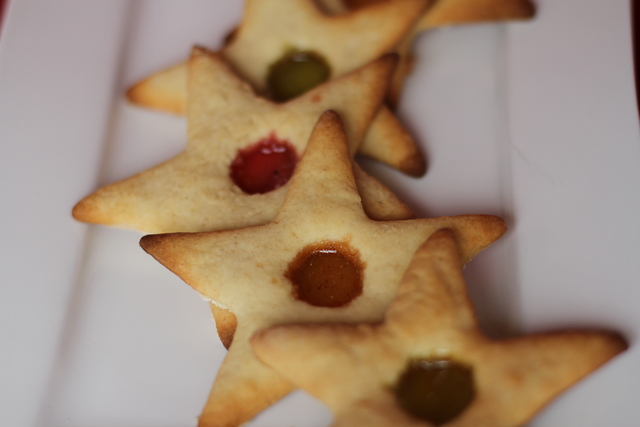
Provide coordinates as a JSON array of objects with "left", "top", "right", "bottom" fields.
[
  {"left": 252, "top": 229, "right": 626, "bottom": 427},
  {"left": 127, "top": 0, "right": 430, "bottom": 175},
  {"left": 74, "top": 48, "right": 405, "bottom": 233}
]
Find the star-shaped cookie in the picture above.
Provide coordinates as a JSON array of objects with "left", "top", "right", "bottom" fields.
[
  {"left": 73, "top": 47, "right": 405, "bottom": 233},
  {"left": 126, "top": 0, "right": 430, "bottom": 176},
  {"left": 252, "top": 229, "right": 626, "bottom": 427},
  {"left": 209, "top": 158, "right": 418, "bottom": 350},
  {"left": 140, "top": 111, "right": 507, "bottom": 426}
]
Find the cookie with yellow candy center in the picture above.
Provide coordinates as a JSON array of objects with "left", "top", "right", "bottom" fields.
[
  {"left": 251, "top": 229, "right": 626, "bottom": 427},
  {"left": 140, "top": 111, "right": 506, "bottom": 426},
  {"left": 127, "top": 0, "right": 430, "bottom": 176},
  {"left": 73, "top": 47, "right": 408, "bottom": 233}
]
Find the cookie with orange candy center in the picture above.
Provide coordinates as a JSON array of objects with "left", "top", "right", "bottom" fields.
[
  {"left": 251, "top": 229, "right": 626, "bottom": 427},
  {"left": 127, "top": 0, "right": 430, "bottom": 176},
  {"left": 73, "top": 48, "right": 408, "bottom": 234},
  {"left": 140, "top": 111, "right": 506, "bottom": 427},
  {"left": 206, "top": 113, "right": 421, "bottom": 422},
  {"left": 209, "top": 158, "right": 418, "bottom": 349}
]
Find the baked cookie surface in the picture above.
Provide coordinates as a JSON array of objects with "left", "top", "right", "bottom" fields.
[
  {"left": 74, "top": 48, "right": 403, "bottom": 233},
  {"left": 252, "top": 229, "right": 626, "bottom": 427},
  {"left": 127, "top": 0, "right": 430, "bottom": 176},
  {"left": 140, "top": 111, "right": 506, "bottom": 426}
]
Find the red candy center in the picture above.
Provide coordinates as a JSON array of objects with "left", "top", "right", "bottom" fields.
[{"left": 230, "top": 134, "right": 298, "bottom": 194}]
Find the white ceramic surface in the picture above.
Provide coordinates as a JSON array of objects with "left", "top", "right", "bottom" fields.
[{"left": 0, "top": 0, "right": 638, "bottom": 426}]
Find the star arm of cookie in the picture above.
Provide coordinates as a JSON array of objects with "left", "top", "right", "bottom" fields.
[
  {"left": 187, "top": 47, "right": 274, "bottom": 148},
  {"left": 275, "top": 111, "right": 368, "bottom": 225},
  {"left": 198, "top": 323, "right": 296, "bottom": 427},
  {"left": 359, "top": 106, "right": 427, "bottom": 176},
  {"left": 251, "top": 322, "right": 398, "bottom": 410},
  {"left": 126, "top": 61, "right": 188, "bottom": 114},
  {"left": 417, "top": 0, "right": 536, "bottom": 31},
  {"left": 384, "top": 229, "right": 479, "bottom": 338},
  {"left": 401, "top": 215, "right": 507, "bottom": 266},
  {"left": 139, "top": 223, "right": 300, "bottom": 313},
  {"left": 71, "top": 151, "right": 244, "bottom": 233},
  {"left": 458, "top": 331, "right": 627, "bottom": 426},
  {"left": 210, "top": 302, "right": 237, "bottom": 350},
  {"left": 352, "top": 163, "right": 414, "bottom": 221}
]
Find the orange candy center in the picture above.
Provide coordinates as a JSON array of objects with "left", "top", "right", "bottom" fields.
[{"left": 286, "top": 242, "right": 363, "bottom": 308}]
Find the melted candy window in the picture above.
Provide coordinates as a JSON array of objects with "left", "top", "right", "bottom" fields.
[
  {"left": 286, "top": 242, "right": 363, "bottom": 308},
  {"left": 394, "top": 358, "right": 475, "bottom": 425},
  {"left": 230, "top": 134, "right": 298, "bottom": 194},
  {"left": 267, "top": 50, "right": 331, "bottom": 102}
]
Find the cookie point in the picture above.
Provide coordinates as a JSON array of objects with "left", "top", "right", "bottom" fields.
[
  {"left": 402, "top": 153, "right": 427, "bottom": 177},
  {"left": 191, "top": 45, "right": 208, "bottom": 56},
  {"left": 70, "top": 198, "right": 87, "bottom": 221},
  {"left": 603, "top": 331, "right": 629, "bottom": 354},
  {"left": 487, "top": 215, "right": 508, "bottom": 238},
  {"left": 139, "top": 234, "right": 163, "bottom": 254},
  {"left": 319, "top": 109, "right": 341, "bottom": 123},
  {"left": 71, "top": 196, "right": 102, "bottom": 224}
]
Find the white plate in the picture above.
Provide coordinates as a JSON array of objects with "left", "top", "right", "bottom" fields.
[{"left": 1, "top": 0, "right": 639, "bottom": 426}]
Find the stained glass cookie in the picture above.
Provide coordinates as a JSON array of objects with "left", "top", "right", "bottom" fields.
[
  {"left": 252, "top": 229, "right": 626, "bottom": 427},
  {"left": 126, "top": 0, "right": 430, "bottom": 176},
  {"left": 74, "top": 48, "right": 404, "bottom": 233},
  {"left": 209, "top": 160, "right": 417, "bottom": 350}
]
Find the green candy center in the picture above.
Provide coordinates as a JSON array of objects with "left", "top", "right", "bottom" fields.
[
  {"left": 395, "top": 358, "right": 475, "bottom": 425},
  {"left": 267, "top": 50, "right": 331, "bottom": 102}
]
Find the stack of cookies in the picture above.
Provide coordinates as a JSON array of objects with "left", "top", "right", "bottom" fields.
[{"left": 72, "top": 1, "right": 627, "bottom": 426}]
